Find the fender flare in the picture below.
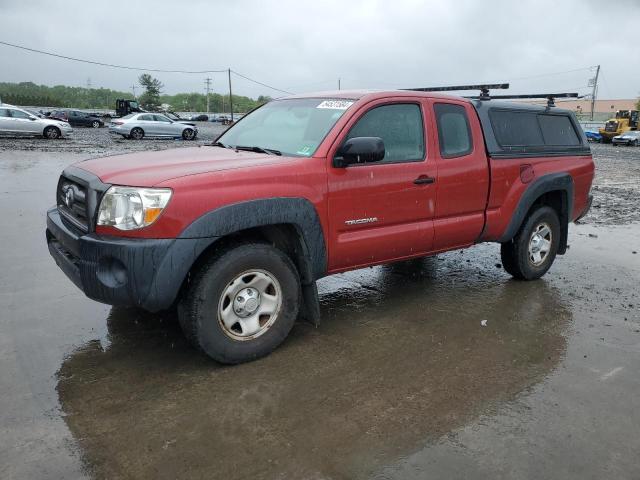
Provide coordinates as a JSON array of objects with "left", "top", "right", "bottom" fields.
[
  {"left": 179, "top": 197, "right": 327, "bottom": 281},
  {"left": 499, "top": 173, "right": 573, "bottom": 254}
]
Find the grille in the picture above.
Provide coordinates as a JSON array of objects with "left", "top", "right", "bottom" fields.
[
  {"left": 604, "top": 121, "right": 618, "bottom": 133},
  {"left": 57, "top": 177, "right": 89, "bottom": 232}
]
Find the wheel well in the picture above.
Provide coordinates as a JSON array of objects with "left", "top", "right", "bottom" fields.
[
  {"left": 178, "top": 223, "right": 313, "bottom": 302},
  {"left": 527, "top": 189, "right": 569, "bottom": 254},
  {"left": 43, "top": 125, "right": 60, "bottom": 134}
]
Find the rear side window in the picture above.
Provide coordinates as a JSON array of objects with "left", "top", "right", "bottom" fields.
[
  {"left": 538, "top": 115, "right": 580, "bottom": 145},
  {"left": 490, "top": 111, "right": 544, "bottom": 147},
  {"left": 490, "top": 110, "right": 580, "bottom": 147},
  {"left": 138, "top": 114, "right": 153, "bottom": 121},
  {"left": 346, "top": 103, "right": 425, "bottom": 163},
  {"left": 0, "top": 108, "right": 10, "bottom": 118},
  {"left": 434, "top": 103, "right": 473, "bottom": 157}
]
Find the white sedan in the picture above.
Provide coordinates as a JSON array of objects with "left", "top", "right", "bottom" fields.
[
  {"left": 109, "top": 113, "right": 198, "bottom": 140},
  {"left": 0, "top": 104, "right": 72, "bottom": 139}
]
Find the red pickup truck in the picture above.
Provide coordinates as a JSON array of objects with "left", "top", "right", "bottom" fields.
[{"left": 46, "top": 90, "right": 594, "bottom": 363}]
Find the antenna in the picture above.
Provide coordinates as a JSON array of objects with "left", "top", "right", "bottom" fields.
[{"left": 403, "top": 83, "right": 509, "bottom": 100}]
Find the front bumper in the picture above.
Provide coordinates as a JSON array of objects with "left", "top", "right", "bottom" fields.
[{"left": 46, "top": 207, "right": 213, "bottom": 311}]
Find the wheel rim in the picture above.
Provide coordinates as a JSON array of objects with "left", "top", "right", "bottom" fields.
[
  {"left": 217, "top": 269, "right": 282, "bottom": 341},
  {"left": 132, "top": 129, "right": 142, "bottom": 139},
  {"left": 92, "top": 121, "right": 100, "bottom": 128},
  {"left": 46, "top": 128, "right": 58, "bottom": 139},
  {"left": 528, "top": 222, "right": 552, "bottom": 266},
  {"left": 184, "top": 129, "right": 194, "bottom": 139}
]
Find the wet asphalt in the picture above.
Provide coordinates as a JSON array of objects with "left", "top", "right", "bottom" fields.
[{"left": 1, "top": 129, "right": 639, "bottom": 479}]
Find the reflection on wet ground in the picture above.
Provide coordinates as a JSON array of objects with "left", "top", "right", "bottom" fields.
[{"left": 56, "top": 253, "right": 571, "bottom": 479}]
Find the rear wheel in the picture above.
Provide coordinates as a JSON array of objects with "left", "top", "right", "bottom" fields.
[
  {"left": 178, "top": 243, "right": 301, "bottom": 364},
  {"left": 130, "top": 127, "right": 144, "bottom": 140},
  {"left": 43, "top": 126, "right": 60, "bottom": 139},
  {"left": 182, "top": 128, "right": 196, "bottom": 140},
  {"left": 501, "top": 206, "right": 560, "bottom": 280}
]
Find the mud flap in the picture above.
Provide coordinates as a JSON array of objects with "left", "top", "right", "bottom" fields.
[{"left": 297, "top": 281, "right": 321, "bottom": 327}]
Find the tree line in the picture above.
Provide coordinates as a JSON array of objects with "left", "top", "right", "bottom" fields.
[{"left": 0, "top": 80, "right": 271, "bottom": 113}]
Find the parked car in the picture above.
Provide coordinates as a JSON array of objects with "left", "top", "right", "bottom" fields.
[
  {"left": 190, "top": 114, "right": 209, "bottom": 122},
  {"left": 108, "top": 113, "right": 198, "bottom": 140},
  {"left": 612, "top": 130, "right": 640, "bottom": 146},
  {"left": 584, "top": 131, "right": 602, "bottom": 143},
  {"left": 50, "top": 110, "right": 104, "bottom": 128},
  {"left": 0, "top": 104, "right": 72, "bottom": 139},
  {"left": 162, "top": 111, "right": 196, "bottom": 125},
  {"left": 46, "top": 91, "right": 594, "bottom": 364}
]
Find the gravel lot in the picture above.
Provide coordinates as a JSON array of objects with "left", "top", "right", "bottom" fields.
[{"left": 1, "top": 132, "right": 639, "bottom": 479}]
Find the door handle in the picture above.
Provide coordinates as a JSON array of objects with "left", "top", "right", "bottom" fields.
[{"left": 413, "top": 175, "right": 435, "bottom": 185}]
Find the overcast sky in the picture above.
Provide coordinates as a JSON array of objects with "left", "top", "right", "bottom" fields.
[{"left": 1, "top": 0, "right": 638, "bottom": 100}]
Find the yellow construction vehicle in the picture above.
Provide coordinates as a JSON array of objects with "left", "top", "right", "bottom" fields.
[{"left": 599, "top": 109, "right": 639, "bottom": 142}]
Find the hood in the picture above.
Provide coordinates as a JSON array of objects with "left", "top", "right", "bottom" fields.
[{"left": 75, "top": 146, "right": 287, "bottom": 186}]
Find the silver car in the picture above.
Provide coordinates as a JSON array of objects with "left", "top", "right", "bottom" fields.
[
  {"left": 612, "top": 130, "right": 640, "bottom": 146},
  {"left": 0, "top": 104, "right": 73, "bottom": 139},
  {"left": 109, "top": 113, "right": 198, "bottom": 140}
]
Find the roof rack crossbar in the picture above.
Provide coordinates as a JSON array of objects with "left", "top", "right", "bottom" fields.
[
  {"left": 465, "top": 92, "right": 579, "bottom": 107},
  {"left": 403, "top": 83, "right": 509, "bottom": 100}
]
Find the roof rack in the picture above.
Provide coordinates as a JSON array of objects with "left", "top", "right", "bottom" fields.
[
  {"left": 403, "top": 83, "right": 509, "bottom": 100},
  {"left": 465, "top": 92, "right": 580, "bottom": 107}
]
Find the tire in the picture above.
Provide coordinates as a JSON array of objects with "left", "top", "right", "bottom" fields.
[
  {"left": 91, "top": 120, "right": 101, "bottom": 128},
  {"left": 178, "top": 243, "right": 301, "bottom": 364},
  {"left": 182, "top": 128, "right": 196, "bottom": 140},
  {"left": 43, "top": 126, "right": 60, "bottom": 139},
  {"left": 500, "top": 206, "right": 560, "bottom": 280},
  {"left": 632, "top": 140, "right": 638, "bottom": 147},
  {"left": 130, "top": 127, "right": 144, "bottom": 140}
]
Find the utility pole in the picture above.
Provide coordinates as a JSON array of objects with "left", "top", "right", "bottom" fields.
[
  {"left": 131, "top": 84, "right": 137, "bottom": 99},
  {"left": 204, "top": 77, "right": 212, "bottom": 114},
  {"left": 338, "top": 78, "right": 341, "bottom": 90},
  {"left": 228, "top": 68, "right": 234, "bottom": 122},
  {"left": 589, "top": 65, "right": 600, "bottom": 121}
]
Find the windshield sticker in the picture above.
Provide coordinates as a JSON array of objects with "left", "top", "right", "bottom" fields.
[
  {"left": 316, "top": 100, "right": 354, "bottom": 110},
  {"left": 296, "top": 145, "right": 313, "bottom": 156}
]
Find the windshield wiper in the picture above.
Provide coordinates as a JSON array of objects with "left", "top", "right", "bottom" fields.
[
  {"left": 234, "top": 145, "right": 282, "bottom": 156},
  {"left": 211, "top": 141, "right": 229, "bottom": 148}
]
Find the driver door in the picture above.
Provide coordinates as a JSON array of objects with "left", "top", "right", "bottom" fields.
[
  {"left": 8, "top": 108, "right": 39, "bottom": 134},
  {"left": 326, "top": 99, "right": 437, "bottom": 272}
]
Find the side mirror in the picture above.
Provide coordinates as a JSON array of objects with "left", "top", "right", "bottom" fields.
[
  {"left": 333, "top": 136, "right": 385, "bottom": 168},
  {"left": 29, "top": 117, "right": 37, "bottom": 121}
]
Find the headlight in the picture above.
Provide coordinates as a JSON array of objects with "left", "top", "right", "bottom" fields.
[{"left": 97, "top": 186, "right": 172, "bottom": 230}]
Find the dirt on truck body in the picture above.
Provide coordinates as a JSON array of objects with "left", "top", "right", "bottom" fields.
[{"left": 45, "top": 90, "right": 594, "bottom": 364}]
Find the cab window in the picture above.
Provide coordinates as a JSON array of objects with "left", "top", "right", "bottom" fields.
[
  {"left": 434, "top": 103, "right": 473, "bottom": 158},
  {"left": 345, "top": 103, "right": 425, "bottom": 163}
]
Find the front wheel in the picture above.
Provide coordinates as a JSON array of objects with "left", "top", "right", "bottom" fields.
[
  {"left": 91, "top": 120, "right": 101, "bottom": 128},
  {"left": 632, "top": 139, "right": 638, "bottom": 147},
  {"left": 182, "top": 128, "right": 196, "bottom": 140},
  {"left": 178, "top": 243, "right": 301, "bottom": 364},
  {"left": 43, "top": 126, "right": 61, "bottom": 139},
  {"left": 501, "top": 206, "right": 560, "bottom": 280}
]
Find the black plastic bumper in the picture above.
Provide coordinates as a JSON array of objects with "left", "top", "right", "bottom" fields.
[{"left": 46, "top": 207, "right": 214, "bottom": 312}]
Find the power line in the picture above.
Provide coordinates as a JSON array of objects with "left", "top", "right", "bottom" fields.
[
  {"left": 231, "top": 70, "right": 293, "bottom": 95},
  {"left": 509, "top": 66, "right": 594, "bottom": 82},
  {"left": 0, "top": 40, "right": 227, "bottom": 74}
]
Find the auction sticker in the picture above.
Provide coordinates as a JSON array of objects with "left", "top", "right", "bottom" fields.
[{"left": 316, "top": 100, "right": 354, "bottom": 110}]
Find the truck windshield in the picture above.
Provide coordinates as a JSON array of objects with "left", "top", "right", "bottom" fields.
[{"left": 216, "top": 98, "right": 355, "bottom": 157}]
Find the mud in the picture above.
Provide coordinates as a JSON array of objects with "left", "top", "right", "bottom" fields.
[{"left": 1, "top": 141, "right": 639, "bottom": 479}]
